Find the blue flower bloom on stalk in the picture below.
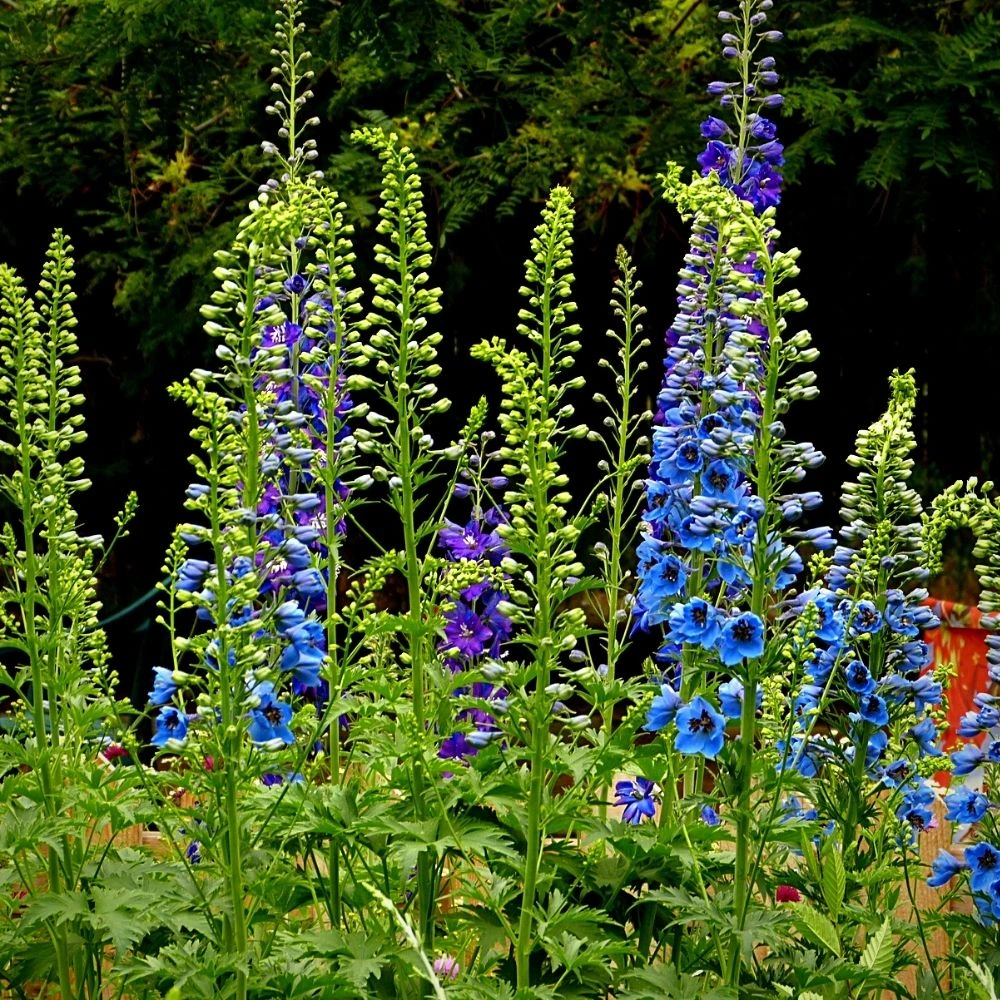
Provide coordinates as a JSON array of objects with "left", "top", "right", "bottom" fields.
[
  {"left": 857, "top": 694, "right": 889, "bottom": 728},
  {"left": 149, "top": 666, "right": 179, "bottom": 706},
  {"left": 674, "top": 696, "right": 727, "bottom": 758},
  {"left": 927, "top": 849, "right": 968, "bottom": 888},
  {"left": 701, "top": 804, "right": 721, "bottom": 827},
  {"left": 248, "top": 682, "right": 295, "bottom": 746},
  {"left": 152, "top": 706, "right": 189, "bottom": 748},
  {"left": 908, "top": 715, "right": 943, "bottom": 757},
  {"left": 951, "top": 742, "right": 988, "bottom": 777},
  {"left": 718, "top": 612, "right": 765, "bottom": 665},
  {"left": 614, "top": 777, "right": 658, "bottom": 825},
  {"left": 843, "top": 660, "right": 874, "bottom": 695},
  {"left": 945, "top": 786, "right": 990, "bottom": 824},
  {"left": 966, "top": 841, "right": 1000, "bottom": 893},
  {"left": 896, "top": 779, "right": 937, "bottom": 838},
  {"left": 442, "top": 605, "right": 494, "bottom": 660},
  {"left": 668, "top": 598, "right": 723, "bottom": 649},
  {"left": 645, "top": 684, "right": 683, "bottom": 731}
]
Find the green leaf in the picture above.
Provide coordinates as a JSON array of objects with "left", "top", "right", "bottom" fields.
[
  {"left": 793, "top": 904, "right": 841, "bottom": 957},
  {"left": 859, "top": 918, "right": 894, "bottom": 978},
  {"left": 822, "top": 845, "right": 846, "bottom": 918}
]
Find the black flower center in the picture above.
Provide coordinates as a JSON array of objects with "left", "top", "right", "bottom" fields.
[
  {"left": 688, "top": 710, "right": 717, "bottom": 734},
  {"left": 709, "top": 469, "right": 730, "bottom": 492}
]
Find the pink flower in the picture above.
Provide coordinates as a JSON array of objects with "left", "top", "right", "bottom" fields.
[
  {"left": 775, "top": 884, "right": 801, "bottom": 903},
  {"left": 433, "top": 955, "right": 459, "bottom": 980}
]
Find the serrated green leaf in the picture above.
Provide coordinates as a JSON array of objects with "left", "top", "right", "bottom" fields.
[
  {"left": 798, "top": 992, "right": 825, "bottom": 1000},
  {"left": 793, "top": 904, "right": 841, "bottom": 956},
  {"left": 860, "top": 917, "right": 894, "bottom": 977},
  {"left": 822, "top": 846, "right": 846, "bottom": 918}
]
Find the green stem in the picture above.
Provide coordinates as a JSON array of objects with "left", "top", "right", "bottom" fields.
[
  {"left": 727, "top": 224, "right": 780, "bottom": 988},
  {"left": 514, "top": 235, "right": 559, "bottom": 994},
  {"left": 208, "top": 411, "right": 248, "bottom": 1000}
]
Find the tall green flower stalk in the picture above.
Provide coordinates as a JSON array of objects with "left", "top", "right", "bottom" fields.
[
  {"left": 592, "top": 247, "right": 651, "bottom": 751},
  {"left": 472, "top": 187, "right": 589, "bottom": 992},
  {"left": 351, "top": 125, "right": 450, "bottom": 947},
  {"left": 0, "top": 232, "right": 136, "bottom": 997}
]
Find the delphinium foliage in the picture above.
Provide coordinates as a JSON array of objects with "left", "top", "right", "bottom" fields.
[
  {"left": 5, "top": 0, "right": 996, "bottom": 998},
  {"left": 0, "top": 234, "right": 143, "bottom": 996}
]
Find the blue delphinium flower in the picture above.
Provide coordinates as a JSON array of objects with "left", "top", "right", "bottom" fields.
[
  {"left": 896, "top": 779, "right": 937, "bottom": 838},
  {"left": 645, "top": 684, "right": 683, "bottom": 732},
  {"left": 614, "top": 777, "right": 658, "bottom": 825},
  {"left": 945, "top": 786, "right": 991, "bottom": 825},
  {"left": 843, "top": 659, "right": 875, "bottom": 695},
  {"left": 857, "top": 694, "right": 890, "bottom": 728},
  {"left": 927, "top": 849, "right": 968, "bottom": 888},
  {"left": 674, "top": 696, "right": 727, "bottom": 758},
  {"left": 248, "top": 682, "right": 295, "bottom": 747},
  {"left": 966, "top": 841, "right": 1000, "bottom": 893},
  {"left": 908, "top": 715, "right": 943, "bottom": 757},
  {"left": 701, "top": 804, "right": 721, "bottom": 826},
  {"left": 152, "top": 706, "right": 189, "bottom": 748},
  {"left": 149, "top": 666, "right": 179, "bottom": 706},
  {"left": 718, "top": 612, "right": 765, "bottom": 665},
  {"left": 951, "top": 742, "right": 987, "bottom": 777},
  {"left": 668, "top": 597, "right": 723, "bottom": 649}
]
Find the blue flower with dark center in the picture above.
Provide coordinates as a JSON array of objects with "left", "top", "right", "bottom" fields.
[
  {"left": 966, "top": 841, "right": 1000, "bottom": 893},
  {"left": 152, "top": 706, "right": 188, "bottom": 748},
  {"left": 945, "top": 786, "right": 990, "bottom": 825},
  {"left": 668, "top": 598, "right": 722, "bottom": 649},
  {"left": 843, "top": 659, "right": 874, "bottom": 695},
  {"left": 846, "top": 599, "right": 883, "bottom": 636},
  {"left": 896, "top": 780, "right": 936, "bottom": 837},
  {"left": 614, "top": 777, "right": 658, "bottom": 825},
  {"left": 674, "top": 696, "right": 727, "bottom": 758},
  {"left": 700, "top": 459, "right": 740, "bottom": 502},
  {"left": 857, "top": 694, "right": 889, "bottom": 727},
  {"left": 718, "top": 612, "right": 765, "bottom": 666},
  {"left": 248, "top": 683, "right": 295, "bottom": 746}
]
